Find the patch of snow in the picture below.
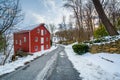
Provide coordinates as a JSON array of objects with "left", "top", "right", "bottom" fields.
[
  {"left": 0, "top": 55, "right": 5, "bottom": 65},
  {"left": 52, "top": 37, "right": 60, "bottom": 43},
  {"left": 65, "top": 45, "right": 120, "bottom": 80},
  {"left": 86, "top": 35, "right": 120, "bottom": 45},
  {"left": 0, "top": 46, "right": 56, "bottom": 76},
  {"left": 83, "top": 53, "right": 120, "bottom": 74}
]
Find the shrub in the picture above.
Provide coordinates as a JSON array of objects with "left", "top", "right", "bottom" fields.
[
  {"left": 93, "top": 39, "right": 101, "bottom": 43},
  {"left": 72, "top": 43, "right": 89, "bottom": 55},
  {"left": 117, "top": 18, "right": 120, "bottom": 30},
  {"left": 93, "top": 38, "right": 108, "bottom": 43}
]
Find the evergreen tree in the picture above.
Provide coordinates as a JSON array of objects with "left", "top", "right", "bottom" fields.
[{"left": 94, "top": 23, "right": 108, "bottom": 38}]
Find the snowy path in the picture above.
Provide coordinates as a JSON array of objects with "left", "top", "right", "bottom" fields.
[
  {"left": 48, "top": 49, "right": 81, "bottom": 80},
  {"left": 0, "top": 47, "right": 61, "bottom": 80}
]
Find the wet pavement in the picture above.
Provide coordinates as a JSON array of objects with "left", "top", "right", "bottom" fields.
[
  {"left": 47, "top": 49, "right": 81, "bottom": 80},
  {"left": 0, "top": 46, "right": 81, "bottom": 80}
]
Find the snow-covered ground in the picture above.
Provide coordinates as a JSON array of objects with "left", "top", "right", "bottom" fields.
[
  {"left": 65, "top": 45, "right": 120, "bottom": 80},
  {"left": 0, "top": 46, "right": 56, "bottom": 76}
]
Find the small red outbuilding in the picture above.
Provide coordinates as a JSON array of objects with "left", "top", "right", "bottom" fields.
[{"left": 14, "top": 23, "right": 50, "bottom": 54}]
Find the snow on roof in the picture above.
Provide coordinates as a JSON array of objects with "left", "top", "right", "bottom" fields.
[
  {"left": 14, "top": 23, "right": 45, "bottom": 34},
  {"left": 23, "top": 24, "right": 39, "bottom": 30},
  {"left": 23, "top": 23, "right": 44, "bottom": 30},
  {"left": 14, "top": 30, "right": 30, "bottom": 34}
]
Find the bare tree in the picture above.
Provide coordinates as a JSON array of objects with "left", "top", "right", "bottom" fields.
[
  {"left": 64, "top": 0, "right": 85, "bottom": 42},
  {"left": 2, "top": 30, "right": 14, "bottom": 65},
  {"left": 106, "top": 0, "right": 120, "bottom": 28},
  {"left": 0, "top": 0, "right": 23, "bottom": 34},
  {"left": 0, "top": 0, "right": 23, "bottom": 65},
  {"left": 92, "top": 0, "right": 118, "bottom": 36},
  {"left": 83, "top": 0, "right": 94, "bottom": 40},
  {"left": 48, "top": 24, "right": 56, "bottom": 41}
]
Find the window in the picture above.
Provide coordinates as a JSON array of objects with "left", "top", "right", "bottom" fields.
[
  {"left": 34, "top": 46, "right": 38, "bottom": 51},
  {"left": 24, "top": 37, "right": 26, "bottom": 42},
  {"left": 44, "top": 30, "right": 47, "bottom": 34},
  {"left": 35, "top": 37, "right": 38, "bottom": 42},
  {"left": 41, "top": 37, "right": 44, "bottom": 44},
  {"left": 41, "top": 45, "right": 44, "bottom": 51},
  {"left": 37, "top": 29, "right": 40, "bottom": 33},
  {"left": 16, "top": 40, "right": 18, "bottom": 44},
  {"left": 46, "top": 37, "right": 48, "bottom": 41},
  {"left": 41, "top": 30, "right": 44, "bottom": 36},
  {"left": 19, "top": 40, "right": 22, "bottom": 45},
  {"left": 46, "top": 45, "right": 48, "bottom": 49}
]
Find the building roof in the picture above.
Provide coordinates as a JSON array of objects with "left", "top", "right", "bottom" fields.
[
  {"left": 24, "top": 23, "right": 45, "bottom": 30},
  {"left": 14, "top": 30, "right": 30, "bottom": 34},
  {"left": 14, "top": 23, "right": 45, "bottom": 34}
]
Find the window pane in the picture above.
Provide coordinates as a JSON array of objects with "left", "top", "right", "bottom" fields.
[
  {"left": 44, "top": 30, "right": 47, "bottom": 34},
  {"left": 46, "top": 45, "right": 48, "bottom": 49},
  {"left": 34, "top": 46, "right": 38, "bottom": 51},
  {"left": 16, "top": 40, "right": 18, "bottom": 44},
  {"left": 41, "top": 30, "right": 44, "bottom": 35},
  {"left": 41, "top": 37, "right": 44, "bottom": 44},
  {"left": 46, "top": 37, "right": 48, "bottom": 41},
  {"left": 19, "top": 40, "right": 22, "bottom": 45},
  {"left": 24, "top": 37, "right": 26, "bottom": 42},
  {"left": 35, "top": 37, "right": 38, "bottom": 42},
  {"left": 37, "top": 29, "right": 40, "bottom": 33}
]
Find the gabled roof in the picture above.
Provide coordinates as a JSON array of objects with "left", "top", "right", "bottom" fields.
[
  {"left": 14, "top": 23, "right": 50, "bottom": 34},
  {"left": 23, "top": 23, "right": 45, "bottom": 30},
  {"left": 14, "top": 30, "right": 30, "bottom": 34}
]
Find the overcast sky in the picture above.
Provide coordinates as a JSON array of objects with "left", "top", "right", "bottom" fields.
[{"left": 20, "top": 0, "right": 71, "bottom": 27}]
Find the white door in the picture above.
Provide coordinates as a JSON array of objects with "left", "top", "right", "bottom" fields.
[{"left": 41, "top": 45, "right": 44, "bottom": 51}]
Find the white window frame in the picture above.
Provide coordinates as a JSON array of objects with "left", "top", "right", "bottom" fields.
[
  {"left": 44, "top": 30, "right": 47, "bottom": 34},
  {"left": 35, "top": 37, "right": 38, "bottom": 42},
  {"left": 19, "top": 40, "right": 22, "bottom": 45},
  {"left": 41, "top": 37, "right": 44, "bottom": 44},
  {"left": 46, "top": 37, "right": 48, "bottom": 41},
  {"left": 41, "top": 30, "right": 44, "bottom": 36},
  {"left": 24, "top": 37, "right": 26, "bottom": 42},
  {"left": 46, "top": 45, "right": 48, "bottom": 49},
  {"left": 16, "top": 40, "right": 18, "bottom": 44},
  {"left": 34, "top": 46, "right": 38, "bottom": 51},
  {"left": 37, "top": 29, "right": 40, "bottom": 33},
  {"left": 41, "top": 45, "right": 44, "bottom": 51}
]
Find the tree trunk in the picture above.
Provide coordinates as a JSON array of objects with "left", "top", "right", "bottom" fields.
[{"left": 92, "top": 0, "right": 118, "bottom": 36}]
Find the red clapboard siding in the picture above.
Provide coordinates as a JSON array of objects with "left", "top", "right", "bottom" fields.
[{"left": 14, "top": 23, "right": 50, "bottom": 54}]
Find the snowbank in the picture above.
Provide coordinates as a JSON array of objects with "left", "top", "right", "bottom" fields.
[
  {"left": 85, "top": 35, "right": 120, "bottom": 45},
  {"left": 0, "top": 46, "right": 56, "bottom": 76},
  {"left": 65, "top": 45, "right": 120, "bottom": 80}
]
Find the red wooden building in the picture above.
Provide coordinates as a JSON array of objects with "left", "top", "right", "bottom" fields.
[{"left": 14, "top": 23, "right": 50, "bottom": 54}]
